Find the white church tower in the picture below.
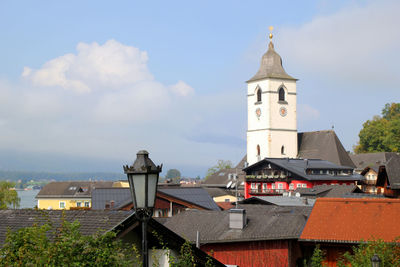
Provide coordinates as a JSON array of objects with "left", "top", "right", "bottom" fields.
[{"left": 247, "top": 30, "right": 298, "bottom": 165}]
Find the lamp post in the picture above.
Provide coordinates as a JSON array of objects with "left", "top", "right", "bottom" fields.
[
  {"left": 124, "top": 150, "right": 162, "bottom": 267},
  {"left": 371, "top": 254, "right": 381, "bottom": 267}
]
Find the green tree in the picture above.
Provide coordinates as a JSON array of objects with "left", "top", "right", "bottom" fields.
[
  {"left": 305, "top": 245, "right": 326, "bottom": 267},
  {"left": 354, "top": 103, "right": 400, "bottom": 153},
  {"left": 0, "top": 181, "right": 20, "bottom": 209},
  {"left": 205, "top": 160, "right": 233, "bottom": 179},
  {"left": 0, "top": 218, "right": 134, "bottom": 266},
  {"left": 337, "top": 239, "right": 400, "bottom": 267},
  {"left": 165, "top": 169, "right": 181, "bottom": 180}
]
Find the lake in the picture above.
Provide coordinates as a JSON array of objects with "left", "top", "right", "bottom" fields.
[{"left": 16, "top": 190, "right": 40, "bottom": 208}]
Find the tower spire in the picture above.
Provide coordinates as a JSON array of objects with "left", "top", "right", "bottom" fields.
[{"left": 268, "top": 26, "right": 274, "bottom": 41}]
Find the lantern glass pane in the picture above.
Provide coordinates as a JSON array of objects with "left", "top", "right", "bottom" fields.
[
  {"left": 147, "top": 173, "right": 158, "bottom": 208},
  {"left": 132, "top": 174, "right": 146, "bottom": 208}
]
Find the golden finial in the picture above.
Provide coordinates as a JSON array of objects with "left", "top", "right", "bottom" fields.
[{"left": 268, "top": 26, "right": 274, "bottom": 40}]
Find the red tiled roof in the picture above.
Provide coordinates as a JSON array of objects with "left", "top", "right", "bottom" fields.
[
  {"left": 216, "top": 202, "right": 235, "bottom": 210},
  {"left": 300, "top": 198, "right": 400, "bottom": 243}
]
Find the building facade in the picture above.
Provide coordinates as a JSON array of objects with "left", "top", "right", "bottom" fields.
[{"left": 246, "top": 38, "right": 298, "bottom": 165}]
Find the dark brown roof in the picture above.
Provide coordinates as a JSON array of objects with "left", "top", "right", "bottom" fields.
[
  {"left": 162, "top": 204, "right": 312, "bottom": 243},
  {"left": 203, "top": 188, "right": 234, "bottom": 198},
  {"left": 385, "top": 155, "right": 400, "bottom": 189},
  {"left": 294, "top": 184, "right": 361, "bottom": 198},
  {"left": 202, "top": 168, "right": 245, "bottom": 188},
  {"left": 298, "top": 130, "right": 356, "bottom": 168},
  {"left": 349, "top": 152, "right": 399, "bottom": 172},
  {"left": 0, "top": 209, "right": 131, "bottom": 244},
  {"left": 36, "top": 181, "right": 114, "bottom": 198},
  {"left": 247, "top": 41, "right": 296, "bottom": 82}
]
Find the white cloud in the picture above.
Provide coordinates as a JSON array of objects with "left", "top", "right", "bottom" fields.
[
  {"left": 277, "top": 0, "right": 400, "bottom": 90},
  {"left": 298, "top": 104, "right": 320, "bottom": 122},
  {"left": 169, "top": 80, "right": 195, "bottom": 97},
  {"left": 22, "top": 40, "right": 153, "bottom": 93}
]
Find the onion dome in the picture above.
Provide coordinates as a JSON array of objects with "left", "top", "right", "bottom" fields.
[{"left": 247, "top": 41, "right": 296, "bottom": 83}]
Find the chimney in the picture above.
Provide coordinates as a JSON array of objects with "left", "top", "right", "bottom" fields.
[
  {"left": 229, "top": 209, "right": 247, "bottom": 229},
  {"left": 110, "top": 200, "right": 115, "bottom": 209}
]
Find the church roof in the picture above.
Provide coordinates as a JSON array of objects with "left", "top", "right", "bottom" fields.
[
  {"left": 298, "top": 130, "right": 356, "bottom": 168},
  {"left": 247, "top": 41, "right": 296, "bottom": 83}
]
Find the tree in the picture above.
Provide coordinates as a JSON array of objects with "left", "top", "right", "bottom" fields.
[
  {"left": 337, "top": 239, "right": 400, "bottom": 267},
  {"left": 354, "top": 103, "right": 400, "bottom": 153},
  {"left": 0, "top": 181, "right": 20, "bottom": 209},
  {"left": 305, "top": 244, "right": 326, "bottom": 267},
  {"left": 165, "top": 169, "right": 181, "bottom": 180},
  {"left": 0, "top": 218, "right": 134, "bottom": 266},
  {"left": 205, "top": 160, "right": 233, "bottom": 178}
]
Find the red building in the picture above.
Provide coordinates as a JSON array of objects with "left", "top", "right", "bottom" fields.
[
  {"left": 243, "top": 158, "right": 363, "bottom": 199},
  {"left": 162, "top": 204, "right": 312, "bottom": 267},
  {"left": 300, "top": 198, "right": 400, "bottom": 267}
]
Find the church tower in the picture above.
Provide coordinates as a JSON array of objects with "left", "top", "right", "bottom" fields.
[{"left": 247, "top": 31, "right": 298, "bottom": 165}]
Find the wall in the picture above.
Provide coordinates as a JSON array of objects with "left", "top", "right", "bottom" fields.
[
  {"left": 201, "top": 240, "right": 290, "bottom": 267},
  {"left": 37, "top": 198, "right": 91, "bottom": 210},
  {"left": 247, "top": 79, "right": 297, "bottom": 165},
  {"left": 214, "top": 195, "right": 237, "bottom": 203}
]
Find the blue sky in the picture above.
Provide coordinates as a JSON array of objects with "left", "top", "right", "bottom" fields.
[{"left": 0, "top": 0, "right": 399, "bottom": 177}]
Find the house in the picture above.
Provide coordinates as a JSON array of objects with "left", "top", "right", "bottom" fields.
[
  {"left": 376, "top": 154, "right": 400, "bottom": 198},
  {"left": 299, "top": 198, "right": 400, "bottom": 267},
  {"left": 161, "top": 204, "right": 312, "bottom": 267},
  {"left": 0, "top": 209, "right": 224, "bottom": 266},
  {"left": 35, "top": 181, "right": 114, "bottom": 209},
  {"left": 350, "top": 152, "right": 400, "bottom": 194},
  {"left": 243, "top": 158, "right": 363, "bottom": 199},
  {"left": 202, "top": 155, "right": 246, "bottom": 199},
  {"left": 91, "top": 186, "right": 220, "bottom": 216},
  {"left": 203, "top": 187, "right": 238, "bottom": 203}
]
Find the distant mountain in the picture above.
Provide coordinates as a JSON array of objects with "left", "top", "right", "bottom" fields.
[{"left": 0, "top": 170, "right": 125, "bottom": 181}]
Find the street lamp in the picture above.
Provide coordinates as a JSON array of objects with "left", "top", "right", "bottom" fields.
[
  {"left": 124, "top": 150, "right": 162, "bottom": 267},
  {"left": 371, "top": 254, "right": 381, "bottom": 267}
]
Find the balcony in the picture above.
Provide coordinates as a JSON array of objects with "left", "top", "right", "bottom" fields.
[{"left": 249, "top": 189, "right": 286, "bottom": 195}]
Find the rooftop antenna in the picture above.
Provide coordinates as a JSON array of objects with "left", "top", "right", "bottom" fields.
[{"left": 234, "top": 169, "right": 238, "bottom": 209}]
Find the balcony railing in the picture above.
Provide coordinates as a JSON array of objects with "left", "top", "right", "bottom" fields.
[{"left": 250, "top": 189, "right": 286, "bottom": 195}]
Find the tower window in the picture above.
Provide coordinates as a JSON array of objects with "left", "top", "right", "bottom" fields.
[
  {"left": 281, "top": 145, "right": 285, "bottom": 155},
  {"left": 256, "top": 88, "right": 262, "bottom": 102},
  {"left": 279, "top": 88, "right": 285, "bottom": 101},
  {"left": 257, "top": 145, "right": 260, "bottom": 156}
]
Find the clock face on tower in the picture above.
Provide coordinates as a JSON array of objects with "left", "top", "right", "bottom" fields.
[
  {"left": 279, "top": 107, "right": 287, "bottom": 117},
  {"left": 255, "top": 108, "right": 261, "bottom": 118}
]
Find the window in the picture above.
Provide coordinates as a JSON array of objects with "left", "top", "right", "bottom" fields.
[
  {"left": 271, "top": 183, "right": 276, "bottom": 189},
  {"left": 302, "top": 183, "right": 307, "bottom": 188},
  {"left": 257, "top": 88, "right": 262, "bottom": 102},
  {"left": 59, "top": 202, "right": 66, "bottom": 209},
  {"left": 277, "top": 183, "right": 283, "bottom": 189},
  {"left": 225, "top": 199, "right": 230, "bottom": 202},
  {"left": 84, "top": 201, "right": 90, "bottom": 208},
  {"left": 262, "top": 183, "right": 268, "bottom": 192},
  {"left": 279, "top": 87, "right": 285, "bottom": 101},
  {"left": 251, "top": 183, "right": 257, "bottom": 189},
  {"left": 297, "top": 183, "right": 302, "bottom": 188},
  {"left": 281, "top": 145, "right": 285, "bottom": 155},
  {"left": 257, "top": 145, "right": 260, "bottom": 156},
  {"left": 77, "top": 202, "right": 82, "bottom": 207},
  {"left": 289, "top": 183, "right": 294, "bottom": 190}
]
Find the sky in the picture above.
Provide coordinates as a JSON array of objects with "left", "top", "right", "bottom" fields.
[{"left": 0, "top": 0, "right": 399, "bottom": 177}]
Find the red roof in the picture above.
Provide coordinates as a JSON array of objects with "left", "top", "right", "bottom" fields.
[
  {"left": 300, "top": 198, "right": 400, "bottom": 243},
  {"left": 216, "top": 202, "right": 235, "bottom": 210}
]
